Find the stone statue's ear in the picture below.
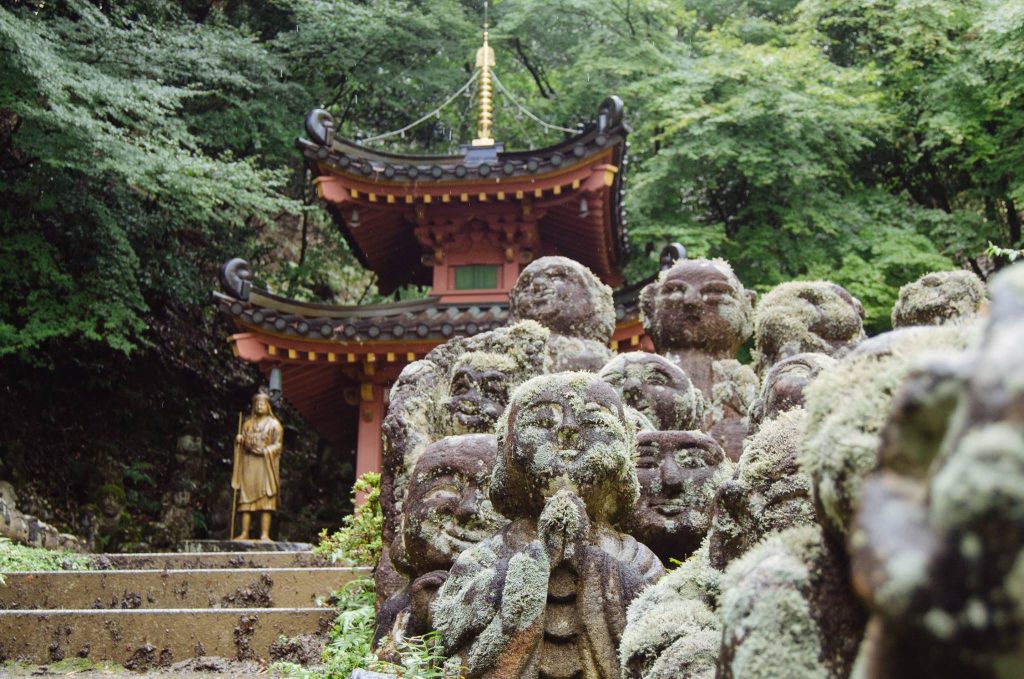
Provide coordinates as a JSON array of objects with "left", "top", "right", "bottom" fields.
[
  {"left": 390, "top": 531, "right": 411, "bottom": 575},
  {"left": 745, "top": 289, "right": 757, "bottom": 306}
]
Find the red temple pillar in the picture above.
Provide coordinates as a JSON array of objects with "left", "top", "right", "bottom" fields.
[{"left": 355, "top": 382, "right": 385, "bottom": 499}]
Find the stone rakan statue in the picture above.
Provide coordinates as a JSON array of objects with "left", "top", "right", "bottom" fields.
[
  {"left": 433, "top": 373, "right": 664, "bottom": 678},
  {"left": 639, "top": 258, "right": 758, "bottom": 459},
  {"left": 624, "top": 430, "right": 732, "bottom": 567},
  {"left": 620, "top": 408, "right": 818, "bottom": 679},
  {"left": 509, "top": 256, "right": 616, "bottom": 372},
  {"left": 890, "top": 269, "right": 987, "bottom": 329},
  {"left": 850, "top": 263, "right": 1024, "bottom": 678},
  {"left": 378, "top": 321, "right": 549, "bottom": 607},
  {"left": 375, "top": 434, "right": 507, "bottom": 658},
  {"left": 232, "top": 391, "right": 283, "bottom": 541},
  {"left": 751, "top": 281, "right": 865, "bottom": 376},
  {"left": 598, "top": 352, "right": 705, "bottom": 432}
]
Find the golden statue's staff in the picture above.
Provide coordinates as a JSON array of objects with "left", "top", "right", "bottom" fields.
[{"left": 230, "top": 411, "right": 243, "bottom": 540}]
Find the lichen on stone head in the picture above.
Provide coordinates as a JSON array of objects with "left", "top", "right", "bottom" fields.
[
  {"left": 492, "top": 372, "right": 639, "bottom": 523},
  {"left": 752, "top": 281, "right": 865, "bottom": 376},
  {"left": 891, "top": 269, "right": 987, "bottom": 329},
  {"left": 749, "top": 353, "right": 836, "bottom": 426},
  {"left": 707, "top": 409, "right": 816, "bottom": 571},
  {"left": 718, "top": 525, "right": 829, "bottom": 679},
  {"left": 639, "top": 258, "right": 754, "bottom": 355},
  {"left": 508, "top": 256, "right": 615, "bottom": 343},
  {"left": 394, "top": 433, "right": 507, "bottom": 576},
  {"left": 445, "top": 351, "right": 518, "bottom": 435},
  {"left": 599, "top": 352, "right": 705, "bottom": 431},
  {"left": 800, "top": 326, "right": 972, "bottom": 537}
]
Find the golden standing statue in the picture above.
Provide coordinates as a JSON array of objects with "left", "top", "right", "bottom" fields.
[{"left": 232, "top": 392, "right": 283, "bottom": 541}]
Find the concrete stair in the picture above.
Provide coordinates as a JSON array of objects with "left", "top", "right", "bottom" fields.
[{"left": 0, "top": 551, "right": 370, "bottom": 668}]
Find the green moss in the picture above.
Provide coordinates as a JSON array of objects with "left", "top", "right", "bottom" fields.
[
  {"left": 753, "top": 281, "right": 865, "bottom": 375},
  {"left": 719, "top": 525, "right": 829, "bottom": 679},
  {"left": 501, "top": 551, "right": 548, "bottom": 630},
  {"left": 800, "top": 326, "right": 971, "bottom": 536},
  {"left": 891, "top": 270, "right": 987, "bottom": 328},
  {"left": 492, "top": 372, "right": 640, "bottom": 521},
  {"left": 931, "top": 423, "right": 1024, "bottom": 532},
  {"left": 710, "top": 359, "right": 759, "bottom": 420},
  {"left": 0, "top": 537, "right": 88, "bottom": 581}
]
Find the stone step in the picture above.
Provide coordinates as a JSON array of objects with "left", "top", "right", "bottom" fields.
[
  {"left": 88, "top": 551, "right": 336, "bottom": 570},
  {"left": 0, "top": 567, "right": 368, "bottom": 610},
  {"left": 0, "top": 607, "right": 334, "bottom": 667}
]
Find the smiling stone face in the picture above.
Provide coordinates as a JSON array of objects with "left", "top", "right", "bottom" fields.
[
  {"left": 641, "top": 259, "right": 754, "bottom": 355},
  {"left": 492, "top": 373, "right": 639, "bottom": 523},
  {"left": 397, "top": 434, "right": 506, "bottom": 575},
  {"left": 625, "top": 430, "right": 731, "bottom": 564},
  {"left": 445, "top": 352, "right": 515, "bottom": 435},
  {"left": 599, "top": 352, "right": 705, "bottom": 431},
  {"left": 509, "top": 256, "right": 615, "bottom": 343}
]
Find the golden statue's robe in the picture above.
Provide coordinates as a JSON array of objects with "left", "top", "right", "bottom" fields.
[{"left": 233, "top": 414, "right": 283, "bottom": 511}]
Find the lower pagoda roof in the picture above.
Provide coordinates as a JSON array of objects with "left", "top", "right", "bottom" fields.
[{"left": 213, "top": 253, "right": 689, "bottom": 452}]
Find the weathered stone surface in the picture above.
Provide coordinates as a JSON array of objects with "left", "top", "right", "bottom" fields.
[
  {"left": 639, "top": 258, "right": 758, "bottom": 460},
  {"left": 183, "top": 539, "right": 313, "bottom": 553},
  {"left": 0, "top": 495, "right": 85, "bottom": 553},
  {"left": 376, "top": 434, "right": 507, "bottom": 653},
  {"left": 508, "top": 256, "right": 616, "bottom": 372},
  {"left": 752, "top": 281, "right": 865, "bottom": 376},
  {"left": 0, "top": 608, "right": 334, "bottom": 665},
  {"left": 622, "top": 430, "right": 733, "bottom": 566},
  {"left": 891, "top": 269, "right": 987, "bottom": 329},
  {"left": 0, "top": 567, "right": 360, "bottom": 610},
  {"left": 849, "top": 263, "right": 1024, "bottom": 677},
  {"left": 434, "top": 373, "right": 663, "bottom": 678},
  {"left": 598, "top": 352, "right": 704, "bottom": 432}
]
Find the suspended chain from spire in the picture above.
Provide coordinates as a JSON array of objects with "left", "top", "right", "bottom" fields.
[
  {"left": 358, "top": 70, "right": 480, "bottom": 144},
  {"left": 491, "top": 72, "right": 577, "bottom": 134}
]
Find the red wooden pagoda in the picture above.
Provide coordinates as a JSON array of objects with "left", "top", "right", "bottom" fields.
[{"left": 214, "top": 32, "right": 649, "bottom": 481}]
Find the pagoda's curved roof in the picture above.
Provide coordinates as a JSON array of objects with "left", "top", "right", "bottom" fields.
[
  {"left": 214, "top": 257, "right": 649, "bottom": 345},
  {"left": 294, "top": 97, "right": 631, "bottom": 293}
]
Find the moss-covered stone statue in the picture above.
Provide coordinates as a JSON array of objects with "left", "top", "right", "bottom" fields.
[
  {"left": 849, "top": 263, "right": 1024, "bottom": 678},
  {"left": 433, "top": 373, "right": 664, "bottom": 678},
  {"left": 598, "top": 352, "right": 705, "bottom": 432},
  {"left": 232, "top": 391, "right": 283, "bottom": 541},
  {"left": 751, "top": 281, "right": 865, "bottom": 377},
  {"left": 714, "top": 324, "right": 974, "bottom": 679},
  {"left": 620, "top": 408, "right": 817, "bottom": 679},
  {"left": 509, "top": 256, "right": 616, "bottom": 372},
  {"left": 890, "top": 269, "right": 987, "bottom": 329},
  {"left": 375, "top": 434, "right": 507, "bottom": 658},
  {"left": 639, "top": 258, "right": 758, "bottom": 460},
  {"left": 379, "top": 321, "right": 550, "bottom": 604},
  {"left": 748, "top": 352, "right": 837, "bottom": 429},
  {"left": 624, "top": 430, "right": 733, "bottom": 567}
]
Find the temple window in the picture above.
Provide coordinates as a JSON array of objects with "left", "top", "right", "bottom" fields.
[{"left": 455, "top": 264, "right": 499, "bottom": 290}]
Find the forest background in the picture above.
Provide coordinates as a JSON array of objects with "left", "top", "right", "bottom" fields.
[{"left": 1, "top": 0, "right": 1021, "bottom": 549}]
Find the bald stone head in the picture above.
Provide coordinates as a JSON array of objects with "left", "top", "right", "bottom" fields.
[
  {"left": 509, "top": 256, "right": 615, "bottom": 343},
  {"left": 640, "top": 258, "right": 755, "bottom": 356}
]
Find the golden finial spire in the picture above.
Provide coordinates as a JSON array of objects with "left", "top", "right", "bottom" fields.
[{"left": 473, "top": 4, "right": 496, "bottom": 146}]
